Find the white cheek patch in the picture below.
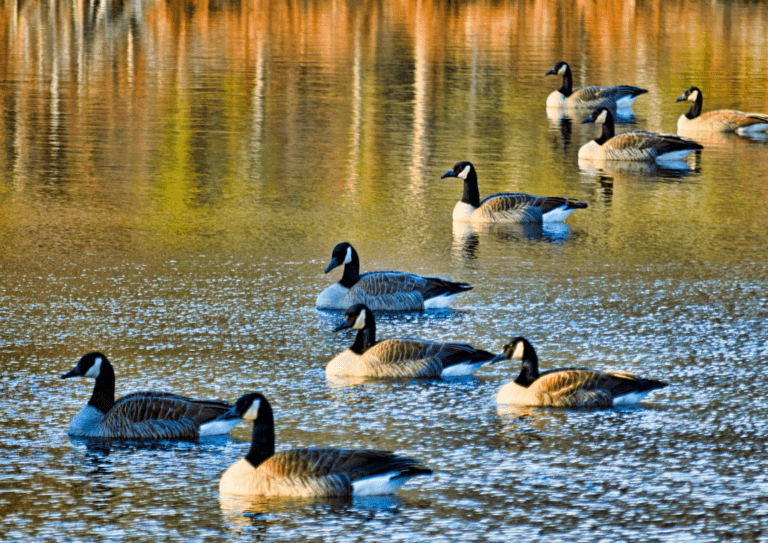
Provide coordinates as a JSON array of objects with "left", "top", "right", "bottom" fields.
[
  {"left": 343, "top": 246, "right": 352, "bottom": 265},
  {"left": 558, "top": 64, "right": 567, "bottom": 75},
  {"left": 690, "top": 90, "right": 699, "bottom": 102},
  {"left": 512, "top": 341, "right": 526, "bottom": 360},
  {"left": 596, "top": 110, "right": 608, "bottom": 124},
  {"left": 458, "top": 165, "right": 471, "bottom": 180},
  {"left": 353, "top": 309, "right": 367, "bottom": 329},
  {"left": 85, "top": 357, "right": 102, "bottom": 378},
  {"left": 243, "top": 399, "right": 261, "bottom": 421}
]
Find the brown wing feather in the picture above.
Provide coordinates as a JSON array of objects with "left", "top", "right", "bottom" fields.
[
  {"left": 97, "top": 392, "right": 232, "bottom": 439},
  {"left": 359, "top": 339, "right": 447, "bottom": 377},
  {"left": 698, "top": 110, "right": 768, "bottom": 131},
  {"left": 530, "top": 369, "right": 665, "bottom": 407}
]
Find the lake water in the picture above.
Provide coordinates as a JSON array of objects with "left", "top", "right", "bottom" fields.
[{"left": 1, "top": 0, "right": 768, "bottom": 541}]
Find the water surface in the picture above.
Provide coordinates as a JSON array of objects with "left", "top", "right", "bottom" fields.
[{"left": 1, "top": 0, "right": 768, "bottom": 541}]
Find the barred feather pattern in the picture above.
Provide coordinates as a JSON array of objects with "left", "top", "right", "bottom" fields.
[
  {"left": 220, "top": 448, "right": 430, "bottom": 497},
  {"left": 549, "top": 85, "right": 647, "bottom": 109},
  {"left": 466, "top": 193, "right": 585, "bottom": 223},
  {"left": 497, "top": 369, "right": 666, "bottom": 407},
  {"left": 678, "top": 110, "right": 768, "bottom": 133},
  {"left": 76, "top": 392, "right": 232, "bottom": 439},
  {"left": 341, "top": 272, "right": 470, "bottom": 311},
  {"left": 579, "top": 130, "right": 701, "bottom": 161},
  {"left": 327, "top": 339, "right": 491, "bottom": 378}
]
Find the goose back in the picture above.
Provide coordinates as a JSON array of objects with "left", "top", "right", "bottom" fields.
[
  {"left": 218, "top": 393, "right": 432, "bottom": 497},
  {"left": 317, "top": 242, "right": 471, "bottom": 311},
  {"left": 63, "top": 352, "right": 234, "bottom": 439},
  {"left": 442, "top": 161, "right": 587, "bottom": 224},
  {"left": 676, "top": 86, "right": 768, "bottom": 134},
  {"left": 580, "top": 108, "right": 702, "bottom": 162}
]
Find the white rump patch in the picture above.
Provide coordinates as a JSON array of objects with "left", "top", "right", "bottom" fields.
[
  {"left": 199, "top": 417, "right": 242, "bottom": 436},
  {"left": 424, "top": 292, "right": 461, "bottom": 309},
  {"left": 613, "top": 391, "right": 651, "bottom": 405},
  {"left": 343, "top": 246, "right": 353, "bottom": 265},
  {"left": 737, "top": 123, "right": 768, "bottom": 135},
  {"left": 458, "top": 165, "right": 472, "bottom": 180},
  {"left": 243, "top": 399, "right": 261, "bottom": 421},
  {"left": 85, "top": 357, "right": 102, "bottom": 378},
  {"left": 542, "top": 205, "right": 576, "bottom": 223},
  {"left": 656, "top": 149, "right": 694, "bottom": 163},
  {"left": 615, "top": 95, "right": 638, "bottom": 109},
  {"left": 353, "top": 472, "right": 409, "bottom": 496},
  {"left": 352, "top": 309, "right": 367, "bottom": 330},
  {"left": 441, "top": 361, "right": 485, "bottom": 378}
]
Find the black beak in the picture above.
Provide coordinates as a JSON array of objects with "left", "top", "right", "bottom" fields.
[
  {"left": 675, "top": 93, "right": 686, "bottom": 103},
  {"left": 581, "top": 116, "right": 595, "bottom": 124},
  {"left": 440, "top": 170, "right": 455, "bottom": 179},
  {"left": 334, "top": 319, "right": 353, "bottom": 332},
  {"left": 61, "top": 366, "right": 82, "bottom": 379},
  {"left": 488, "top": 353, "right": 507, "bottom": 364},
  {"left": 213, "top": 404, "right": 241, "bottom": 421},
  {"left": 324, "top": 258, "right": 340, "bottom": 274},
  {"left": 545, "top": 69, "right": 555, "bottom": 76}
]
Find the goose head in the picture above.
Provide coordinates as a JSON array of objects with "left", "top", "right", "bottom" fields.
[
  {"left": 498, "top": 337, "right": 541, "bottom": 387},
  {"left": 581, "top": 107, "right": 613, "bottom": 126},
  {"left": 544, "top": 61, "right": 570, "bottom": 77},
  {"left": 61, "top": 352, "right": 110, "bottom": 380},
  {"left": 325, "top": 242, "right": 357, "bottom": 274},
  {"left": 215, "top": 392, "right": 271, "bottom": 423},
  {"left": 440, "top": 161, "right": 476, "bottom": 182},
  {"left": 675, "top": 86, "right": 701, "bottom": 103},
  {"left": 334, "top": 303, "right": 374, "bottom": 332}
]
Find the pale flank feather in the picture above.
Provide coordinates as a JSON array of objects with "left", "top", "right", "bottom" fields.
[{"left": 217, "top": 393, "right": 432, "bottom": 497}]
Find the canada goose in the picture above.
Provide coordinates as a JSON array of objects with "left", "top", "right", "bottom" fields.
[
  {"left": 545, "top": 61, "right": 647, "bottom": 110},
  {"left": 61, "top": 352, "right": 240, "bottom": 439},
  {"left": 440, "top": 161, "right": 587, "bottom": 223},
  {"left": 327, "top": 304, "right": 497, "bottom": 378},
  {"left": 494, "top": 337, "right": 668, "bottom": 407},
  {"left": 580, "top": 108, "right": 703, "bottom": 162},
  {"left": 676, "top": 86, "right": 768, "bottom": 135},
  {"left": 217, "top": 392, "right": 432, "bottom": 497},
  {"left": 316, "top": 242, "right": 472, "bottom": 311}
]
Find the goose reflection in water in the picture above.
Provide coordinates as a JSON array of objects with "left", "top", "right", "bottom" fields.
[
  {"left": 452, "top": 221, "right": 572, "bottom": 260},
  {"left": 578, "top": 157, "right": 699, "bottom": 178}
]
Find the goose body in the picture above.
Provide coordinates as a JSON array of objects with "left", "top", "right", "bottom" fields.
[
  {"left": 62, "top": 353, "right": 239, "bottom": 439},
  {"left": 676, "top": 86, "right": 768, "bottom": 135},
  {"left": 327, "top": 304, "right": 497, "bottom": 378},
  {"left": 440, "top": 161, "right": 587, "bottom": 224},
  {"left": 494, "top": 337, "right": 668, "bottom": 407},
  {"left": 545, "top": 61, "right": 647, "bottom": 110},
  {"left": 317, "top": 242, "right": 471, "bottom": 311},
  {"left": 218, "top": 393, "right": 432, "bottom": 497},
  {"left": 580, "top": 108, "right": 703, "bottom": 163}
]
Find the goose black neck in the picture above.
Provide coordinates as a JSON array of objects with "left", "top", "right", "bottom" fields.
[
  {"left": 514, "top": 357, "right": 540, "bottom": 387},
  {"left": 88, "top": 362, "right": 116, "bottom": 413},
  {"left": 686, "top": 91, "right": 703, "bottom": 120},
  {"left": 351, "top": 320, "right": 376, "bottom": 354},
  {"left": 245, "top": 409, "right": 276, "bottom": 468},
  {"left": 595, "top": 113, "right": 615, "bottom": 145},
  {"left": 339, "top": 249, "right": 361, "bottom": 288},
  {"left": 461, "top": 168, "right": 481, "bottom": 208},
  {"left": 559, "top": 65, "right": 573, "bottom": 97}
]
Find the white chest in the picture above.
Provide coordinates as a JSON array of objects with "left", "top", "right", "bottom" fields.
[
  {"left": 67, "top": 405, "right": 105, "bottom": 436},
  {"left": 325, "top": 349, "right": 363, "bottom": 377},
  {"left": 316, "top": 283, "right": 350, "bottom": 310},
  {"left": 496, "top": 381, "right": 534, "bottom": 406},
  {"left": 546, "top": 90, "right": 566, "bottom": 108},
  {"left": 452, "top": 201, "right": 478, "bottom": 222}
]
